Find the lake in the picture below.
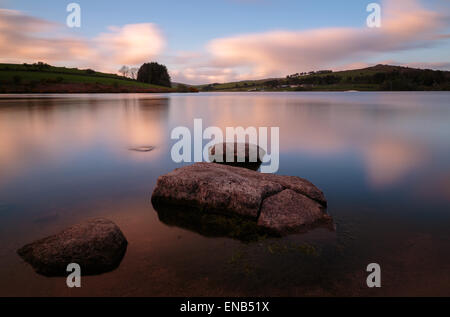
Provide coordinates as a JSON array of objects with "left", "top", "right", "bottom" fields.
[{"left": 0, "top": 92, "right": 449, "bottom": 296}]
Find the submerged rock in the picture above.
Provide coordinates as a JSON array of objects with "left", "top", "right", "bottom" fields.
[
  {"left": 129, "top": 146, "right": 155, "bottom": 152},
  {"left": 155, "top": 204, "right": 265, "bottom": 242},
  {"left": 151, "top": 163, "right": 331, "bottom": 237},
  {"left": 17, "top": 218, "right": 128, "bottom": 276},
  {"left": 208, "top": 142, "right": 265, "bottom": 170}
]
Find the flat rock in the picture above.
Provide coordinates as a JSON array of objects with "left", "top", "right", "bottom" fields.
[
  {"left": 17, "top": 218, "right": 128, "bottom": 276},
  {"left": 151, "top": 163, "right": 331, "bottom": 236}
]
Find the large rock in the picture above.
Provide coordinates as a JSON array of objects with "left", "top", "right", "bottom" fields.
[
  {"left": 151, "top": 163, "right": 331, "bottom": 236},
  {"left": 152, "top": 162, "right": 283, "bottom": 218},
  {"left": 17, "top": 218, "right": 128, "bottom": 276}
]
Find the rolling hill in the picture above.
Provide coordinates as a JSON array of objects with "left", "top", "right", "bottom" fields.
[
  {"left": 197, "top": 65, "right": 450, "bottom": 92},
  {"left": 0, "top": 62, "right": 189, "bottom": 93}
]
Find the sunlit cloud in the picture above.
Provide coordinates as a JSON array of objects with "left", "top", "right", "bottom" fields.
[
  {"left": 95, "top": 23, "right": 165, "bottom": 66},
  {"left": 0, "top": 9, "right": 165, "bottom": 73},
  {"left": 170, "top": 67, "right": 241, "bottom": 84},
  {"left": 171, "top": 0, "right": 449, "bottom": 84}
]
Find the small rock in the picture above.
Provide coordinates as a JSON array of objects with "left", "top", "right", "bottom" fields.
[
  {"left": 208, "top": 142, "right": 265, "bottom": 170},
  {"left": 129, "top": 146, "right": 155, "bottom": 152},
  {"left": 17, "top": 218, "right": 128, "bottom": 276}
]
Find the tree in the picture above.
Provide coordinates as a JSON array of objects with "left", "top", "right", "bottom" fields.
[
  {"left": 137, "top": 62, "right": 171, "bottom": 87},
  {"left": 129, "top": 67, "right": 139, "bottom": 80},
  {"left": 118, "top": 65, "right": 129, "bottom": 77}
]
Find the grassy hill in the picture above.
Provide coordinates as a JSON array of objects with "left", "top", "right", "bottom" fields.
[
  {"left": 197, "top": 65, "right": 450, "bottom": 92},
  {"left": 0, "top": 62, "right": 187, "bottom": 93}
]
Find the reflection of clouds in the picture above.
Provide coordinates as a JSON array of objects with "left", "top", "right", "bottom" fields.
[
  {"left": 0, "top": 93, "right": 440, "bottom": 190},
  {"left": 119, "top": 97, "right": 169, "bottom": 162},
  {"left": 168, "top": 93, "right": 433, "bottom": 188},
  {"left": 120, "top": 98, "right": 168, "bottom": 147},
  {"left": 0, "top": 100, "right": 91, "bottom": 182},
  {"left": 0, "top": 96, "right": 169, "bottom": 183},
  {"left": 363, "top": 140, "right": 426, "bottom": 188}
]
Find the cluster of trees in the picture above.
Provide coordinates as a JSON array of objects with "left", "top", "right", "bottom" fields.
[
  {"left": 30, "top": 61, "right": 51, "bottom": 69},
  {"left": 285, "top": 74, "right": 341, "bottom": 85},
  {"left": 117, "top": 62, "right": 172, "bottom": 88},
  {"left": 287, "top": 70, "right": 332, "bottom": 78},
  {"left": 342, "top": 69, "right": 448, "bottom": 89},
  {"left": 137, "top": 62, "right": 171, "bottom": 87}
]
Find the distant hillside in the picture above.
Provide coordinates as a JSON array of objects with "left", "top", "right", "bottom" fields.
[
  {"left": 197, "top": 65, "right": 450, "bottom": 92},
  {"left": 0, "top": 62, "right": 197, "bottom": 93}
]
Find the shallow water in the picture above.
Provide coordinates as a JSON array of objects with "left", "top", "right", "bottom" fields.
[{"left": 0, "top": 92, "right": 449, "bottom": 296}]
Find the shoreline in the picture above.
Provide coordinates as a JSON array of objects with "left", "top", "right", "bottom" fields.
[
  {"left": 0, "top": 83, "right": 176, "bottom": 94},
  {"left": 1, "top": 89, "right": 449, "bottom": 95}
]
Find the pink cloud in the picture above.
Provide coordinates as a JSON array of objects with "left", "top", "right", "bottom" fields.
[
  {"left": 95, "top": 23, "right": 165, "bottom": 66},
  {"left": 171, "top": 0, "right": 449, "bottom": 84},
  {"left": 0, "top": 9, "right": 165, "bottom": 73}
]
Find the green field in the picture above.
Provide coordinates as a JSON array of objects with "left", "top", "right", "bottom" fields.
[{"left": 0, "top": 63, "right": 176, "bottom": 93}]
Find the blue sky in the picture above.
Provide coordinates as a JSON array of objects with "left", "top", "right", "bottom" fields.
[
  {"left": 1, "top": 0, "right": 449, "bottom": 83},
  {"left": 4, "top": 0, "right": 385, "bottom": 50}
]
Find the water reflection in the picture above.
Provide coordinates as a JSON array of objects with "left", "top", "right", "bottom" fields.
[
  {"left": 363, "top": 139, "right": 427, "bottom": 187},
  {"left": 121, "top": 97, "right": 169, "bottom": 147},
  {"left": 0, "top": 92, "right": 448, "bottom": 205},
  {"left": 153, "top": 201, "right": 336, "bottom": 242},
  {"left": 161, "top": 92, "right": 449, "bottom": 189},
  {"left": 0, "top": 92, "right": 449, "bottom": 296},
  {"left": 0, "top": 95, "right": 170, "bottom": 184},
  {"left": 153, "top": 203, "right": 266, "bottom": 242}
]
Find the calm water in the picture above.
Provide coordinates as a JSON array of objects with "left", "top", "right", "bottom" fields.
[{"left": 0, "top": 92, "right": 449, "bottom": 296}]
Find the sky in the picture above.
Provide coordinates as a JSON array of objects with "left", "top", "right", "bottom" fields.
[{"left": 0, "top": 0, "right": 449, "bottom": 84}]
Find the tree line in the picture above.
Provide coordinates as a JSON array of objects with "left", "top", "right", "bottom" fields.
[{"left": 283, "top": 68, "right": 449, "bottom": 90}]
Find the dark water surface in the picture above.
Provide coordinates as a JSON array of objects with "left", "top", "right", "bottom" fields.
[{"left": 0, "top": 92, "right": 449, "bottom": 296}]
